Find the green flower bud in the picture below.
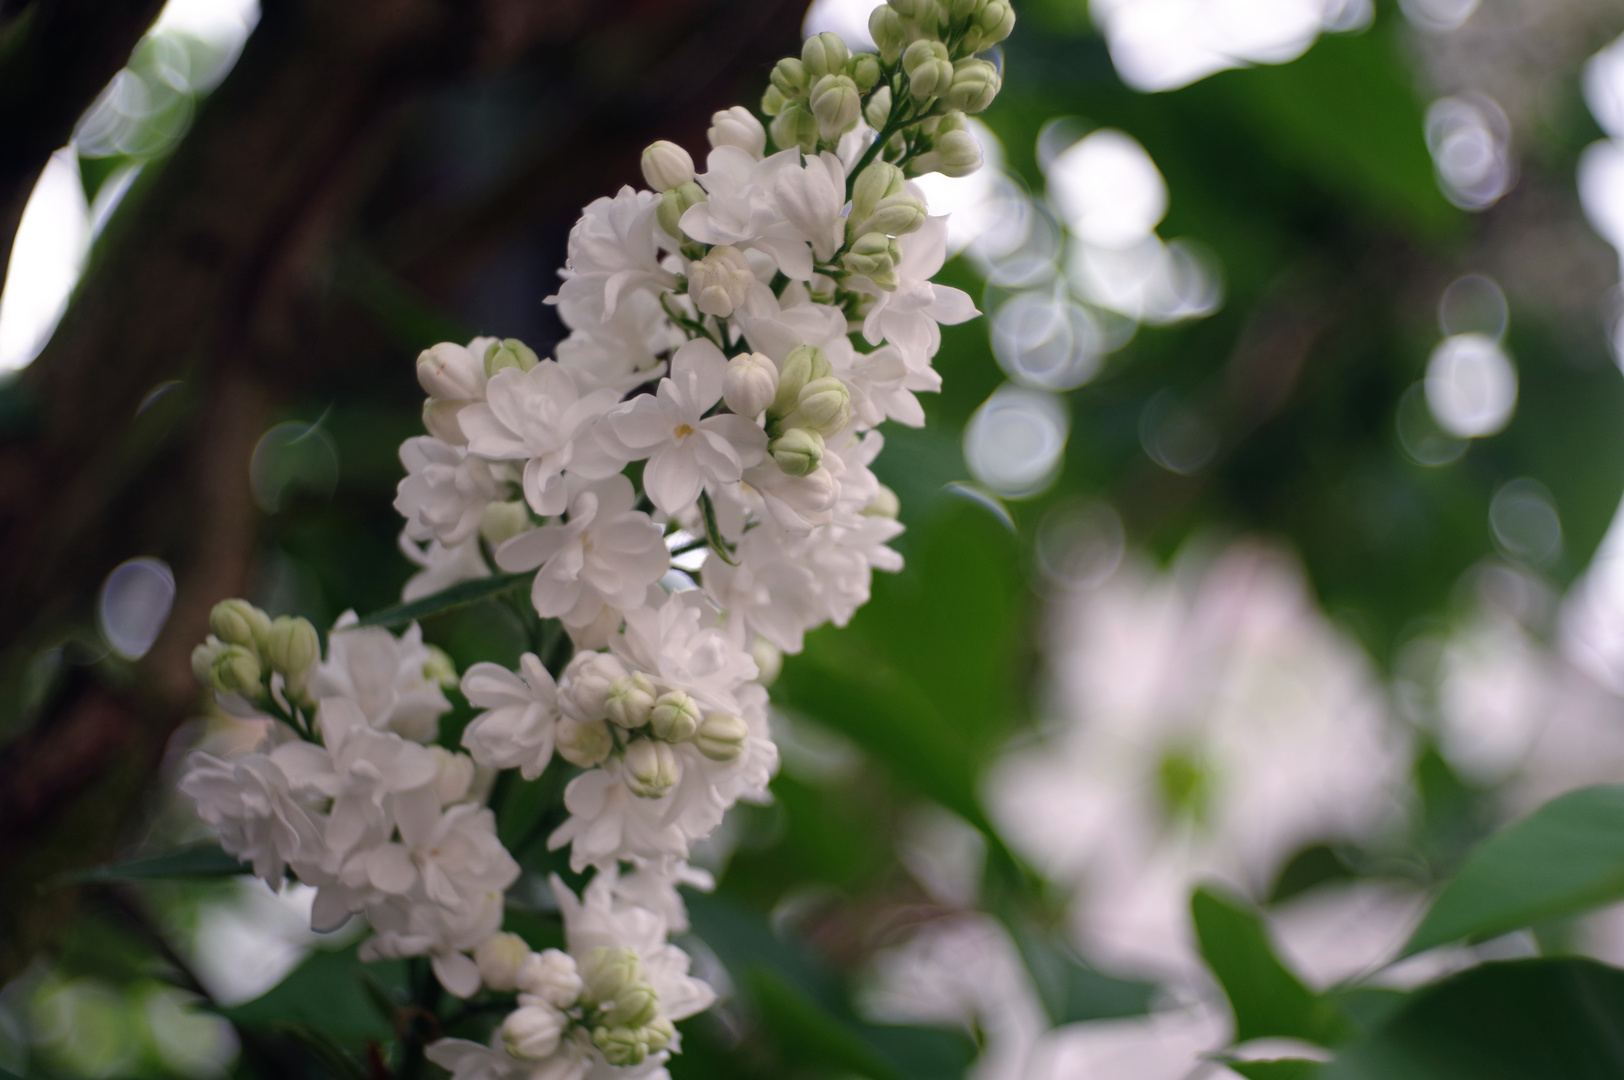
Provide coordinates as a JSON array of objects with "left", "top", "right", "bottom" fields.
[
  {"left": 947, "top": 0, "right": 983, "bottom": 20},
  {"left": 421, "top": 643, "right": 457, "bottom": 690},
  {"left": 769, "top": 104, "right": 819, "bottom": 153},
  {"left": 210, "top": 599, "right": 270, "bottom": 651},
  {"left": 212, "top": 645, "right": 263, "bottom": 699},
  {"left": 640, "top": 140, "right": 694, "bottom": 192},
  {"left": 770, "top": 427, "right": 825, "bottom": 476},
  {"left": 643, "top": 1016, "right": 676, "bottom": 1053},
  {"left": 761, "top": 83, "right": 789, "bottom": 116},
  {"left": 695, "top": 712, "right": 750, "bottom": 762},
  {"left": 977, "top": 0, "right": 1015, "bottom": 46},
  {"left": 605, "top": 672, "right": 657, "bottom": 728},
  {"left": 422, "top": 398, "right": 466, "bottom": 444},
  {"left": 770, "top": 57, "right": 810, "bottom": 101},
  {"left": 771, "top": 344, "right": 829, "bottom": 417},
  {"left": 841, "top": 231, "right": 902, "bottom": 289},
  {"left": 852, "top": 192, "right": 929, "bottom": 238},
  {"left": 557, "top": 717, "right": 613, "bottom": 768},
  {"left": 723, "top": 351, "right": 779, "bottom": 417},
  {"left": 848, "top": 52, "right": 882, "bottom": 92},
  {"left": 265, "top": 615, "right": 320, "bottom": 694},
  {"left": 869, "top": 6, "right": 907, "bottom": 63},
  {"left": 603, "top": 980, "right": 660, "bottom": 1028},
  {"left": 786, "top": 376, "right": 853, "bottom": 435},
  {"left": 864, "top": 483, "right": 902, "bottom": 518},
  {"left": 657, "top": 181, "right": 707, "bottom": 240},
  {"left": 944, "top": 58, "right": 1000, "bottom": 114},
  {"left": 801, "top": 31, "right": 851, "bottom": 79},
  {"left": 810, "top": 73, "right": 861, "bottom": 142},
  {"left": 888, "top": 0, "right": 939, "bottom": 21},
  {"left": 851, "top": 161, "right": 906, "bottom": 223},
  {"left": 191, "top": 636, "right": 224, "bottom": 688},
  {"left": 581, "top": 946, "right": 645, "bottom": 1004},
  {"left": 751, "top": 637, "right": 783, "bottom": 686},
  {"left": 649, "top": 690, "right": 702, "bottom": 742},
  {"left": 914, "top": 125, "right": 982, "bottom": 178},
  {"left": 484, "top": 338, "right": 539, "bottom": 377},
  {"left": 865, "top": 84, "right": 894, "bottom": 131},
  {"left": 480, "top": 499, "right": 531, "bottom": 547},
  {"left": 593, "top": 1026, "right": 648, "bottom": 1067},
  {"left": 624, "top": 738, "right": 681, "bottom": 799},
  {"left": 903, "top": 39, "right": 954, "bottom": 100},
  {"left": 474, "top": 931, "right": 530, "bottom": 993}
]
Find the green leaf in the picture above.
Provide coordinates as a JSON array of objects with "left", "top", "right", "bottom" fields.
[
  {"left": 348, "top": 571, "right": 533, "bottom": 629},
  {"left": 1192, "top": 886, "right": 1351, "bottom": 1047},
  {"left": 1007, "top": 920, "right": 1156, "bottom": 1025},
  {"left": 224, "top": 945, "right": 407, "bottom": 1044},
  {"left": 1229, "top": 1062, "right": 1324, "bottom": 1080},
  {"left": 59, "top": 843, "right": 248, "bottom": 885},
  {"left": 1405, "top": 784, "right": 1624, "bottom": 956},
  {"left": 1320, "top": 958, "right": 1624, "bottom": 1079}
]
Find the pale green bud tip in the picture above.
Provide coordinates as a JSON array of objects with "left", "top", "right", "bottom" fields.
[
  {"left": 557, "top": 717, "right": 613, "bottom": 768},
  {"left": 945, "top": 58, "right": 1001, "bottom": 114},
  {"left": 771, "top": 427, "right": 825, "bottom": 477},
  {"left": 624, "top": 738, "right": 681, "bottom": 799},
  {"left": 903, "top": 40, "right": 954, "bottom": 100},
  {"left": 503, "top": 1005, "right": 565, "bottom": 1060},
  {"left": 640, "top": 140, "right": 694, "bottom": 192},
  {"left": 848, "top": 52, "right": 882, "bottom": 92},
  {"left": 416, "top": 342, "right": 484, "bottom": 401},
  {"left": 802, "top": 31, "right": 851, "bottom": 78},
  {"left": 644, "top": 1016, "right": 676, "bottom": 1053},
  {"left": 517, "top": 948, "right": 584, "bottom": 1008},
  {"left": 475, "top": 932, "right": 531, "bottom": 993},
  {"left": 770, "top": 57, "right": 810, "bottom": 100},
  {"left": 649, "top": 690, "right": 702, "bottom": 742},
  {"left": 212, "top": 645, "right": 262, "bottom": 698},
  {"left": 657, "top": 181, "right": 707, "bottom": 240},
  {"left": 864, "top": 483, "right": 902, "bottom": 518},
  {"left": 696, "top": 712, "right": 750, "bottom": 761},
  {"left": 723, "top": 352, "right": 779, "bottom": 417},
  {"left": 422, "top": 644, "right": 458, "bottom": 689},
  {"left": 422, "top": 398, "right": 466, "bottom": 444},
  {"left": 852, "top": 161, "right": 906, "bottom": 223},
  {"left": 842, "top": 232, "right": 902, "bottom": 288},
  {"left": 865, "top": 85, "right": 894, "bottom": 132},
  {"left": 751, "top": 636, "right": 783, "bottom": 686},
  {"left": 869, "top": 7, "right": 906, "bottom": 63},
  {"left": 916, "top": 126, "right": 982, "bottom": 178},
  {"left": 709, "top": 105, "right": 766, "bottom": 156},
  {"left": 771, "top": 344, "right": 830, "bottom": 416},
  {"left": 582, "top": 946, "right": 645, "bottom": 1003},
  {"left": 604, "top": 980, "right": 660, "bottom": 1028},
  {"left": 480, "top": 499, "right": 531, "bottom": 547},
  {"left": 605, "top": 672, "right": 658, "bottom": 728},
  {"left": 787, "top": 375, "right": 852, "bottom": 436},
  {"left": 191, "top": 638, "right": 223, "bottom": 687},
  {"left": 484, "top": 338, "right": 539, "bottom": 377},
  {"left": 810, "top": 74, "right": 862, "bottom": 142},
  {"left": 209, "top": 599, "right": 270, "bottom": 651},
  {"left": 769, "top": 104, "right": 819, "bottom": 153},
  {"left": 594, "top": 1026, "right": 649, "bottom": 1067},
  {"left": 265, "top": 615, "right": 320, "bottom": 693}
]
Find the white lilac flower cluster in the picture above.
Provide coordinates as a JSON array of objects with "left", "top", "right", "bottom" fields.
[{"left": 180, "top": 1, "right": 1012, "bottom": 1075}]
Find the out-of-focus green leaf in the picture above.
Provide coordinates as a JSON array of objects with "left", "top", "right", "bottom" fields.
[
  {"left": 1228, "top": 1061, "right": 1325, "bottom": 1080},
  {"left": 775, "top": 502, "right": 1026, "bottom": 829},
  {"left": 348, "top": 571, "right": 532, "bottom": 628},
  {"left": 1192, "top": 886, "right": 1351, "bottom": 1046},
  {"left": 60, "top": 843, "right": 247, "bottom": 885},
  {"left": 1320, "top": 959, "right": 1624, "bottom": 1079},
  {"left": 224, "top": 945, "right": 406, "bottom": 1043},
  {"left": 686, "top": 892, "right": 975, "bottom": 1080},
  {"left": 1405, "top": 785, "right": 1624, "bottom": 955},
  {"left": 1007, "top": 920, "right": 1156, "bottom": 1025}
]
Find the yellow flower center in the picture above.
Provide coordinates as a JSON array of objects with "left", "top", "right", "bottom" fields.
[{"left": 673, "top": 423, "right": 694, "bottom": 439}]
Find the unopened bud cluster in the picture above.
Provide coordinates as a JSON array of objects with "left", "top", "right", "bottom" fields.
[{"left": 191, "top": 599, "right": 320, "bottom": 708}]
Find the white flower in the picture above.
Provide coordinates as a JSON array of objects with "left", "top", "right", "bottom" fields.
[
  {"left": 363, "top": 800, "right": 519, "bottom": 916},
  {"left": 558, "top": 650, "right": 630, "bottom": 724},
  {"left": 361, "top": 887, "right": 505, "bottom": 998},
  {"left": 504, "top": 1003, "right": 568, "bottom": 1060},
  {"left": 555, "top": 289, "right": 679, "bottom": 392},
  {"left": 771, "top": 150, "right": 846, "bottom": 264},
  {"left": 555, "top": 874, "right": 716, "bottom": 1024},
  {"left": 178, "top": 750, "right": 322, "bottom": 886},
  {"left": 496, "top": 475, "right": 669, "bottom": 627},
  {"left": 458, "top": 362, "right": 623, "bottom": 517},
  {"left": 708, "top": 105, "right": 766, "bottom": 158},
  {"left": 399, "top": 534, "right": 490, "bottom": 602},
  {"left": 680, "top": 147, "right": 821, "bottom": 280},
  {"left": 552, "top": 186, "right": 675, "bottom": 329},
  {"left": 312, "top": 615, "right": 451, "bottom": 743},
  {"left": 396, "top": 436, "right": 500, "bottom": 546},
  {"left": 703, "top": 523, "right": 823, "bottom": 654},
  {"left": 684, "top": 244, "right": 770, "bottom": 319},
  {"left": 461, "top": 653, "right": 560, "bottom": 780},
  {"left": 739, "top": 458, "right": 840, "bottom": 532},
  {"left": 856, "top": 215, "right": 978, "bottom": 367},
  {"left": 517, "top": 948, "right": 584, "bottom": 1008},
  {"left": 608, "top": 860, "right": 715, "bottom": 935},
  {"left": 599, "top": 338, "right": 767, "bottom": 516}
]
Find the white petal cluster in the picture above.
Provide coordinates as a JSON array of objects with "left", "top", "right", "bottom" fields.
[{"left": 178, "top": 3, "right": 1009, "bottom": 1070}]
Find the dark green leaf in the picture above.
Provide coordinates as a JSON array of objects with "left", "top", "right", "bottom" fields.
[
  {"left": 1405, "top": 785, "right": 1624, "bottom": 956},
  {"left": 348, "top": 571, "right": 533, "bottom": 629},
  {"left": 225, "top": 945, "right": 406, "bottom": 1043},
  {"left": 1228, "top": 1061, "right": 1324, "bottom": 1080},
  {"left": 274, "top": 1025, "right": 370, "bottom": 1080},
  {"left": 59, "top": 843, "right": 248, "bottom": 885},
  {"left": 1321, "top": 958, "right": 1624, "bottom": 1079},
  {"left": 1192, "top": 886, "right": 1351, "bottom": 1047}
]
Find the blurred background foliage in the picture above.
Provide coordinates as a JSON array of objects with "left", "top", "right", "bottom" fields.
[{"left": 5, "top": 0, "right": 1624, "bottom": 1076}]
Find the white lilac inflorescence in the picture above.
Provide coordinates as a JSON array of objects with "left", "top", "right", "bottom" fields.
[{"left": 179, "top": 2, "right": 1012, "bottom": 1075}]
